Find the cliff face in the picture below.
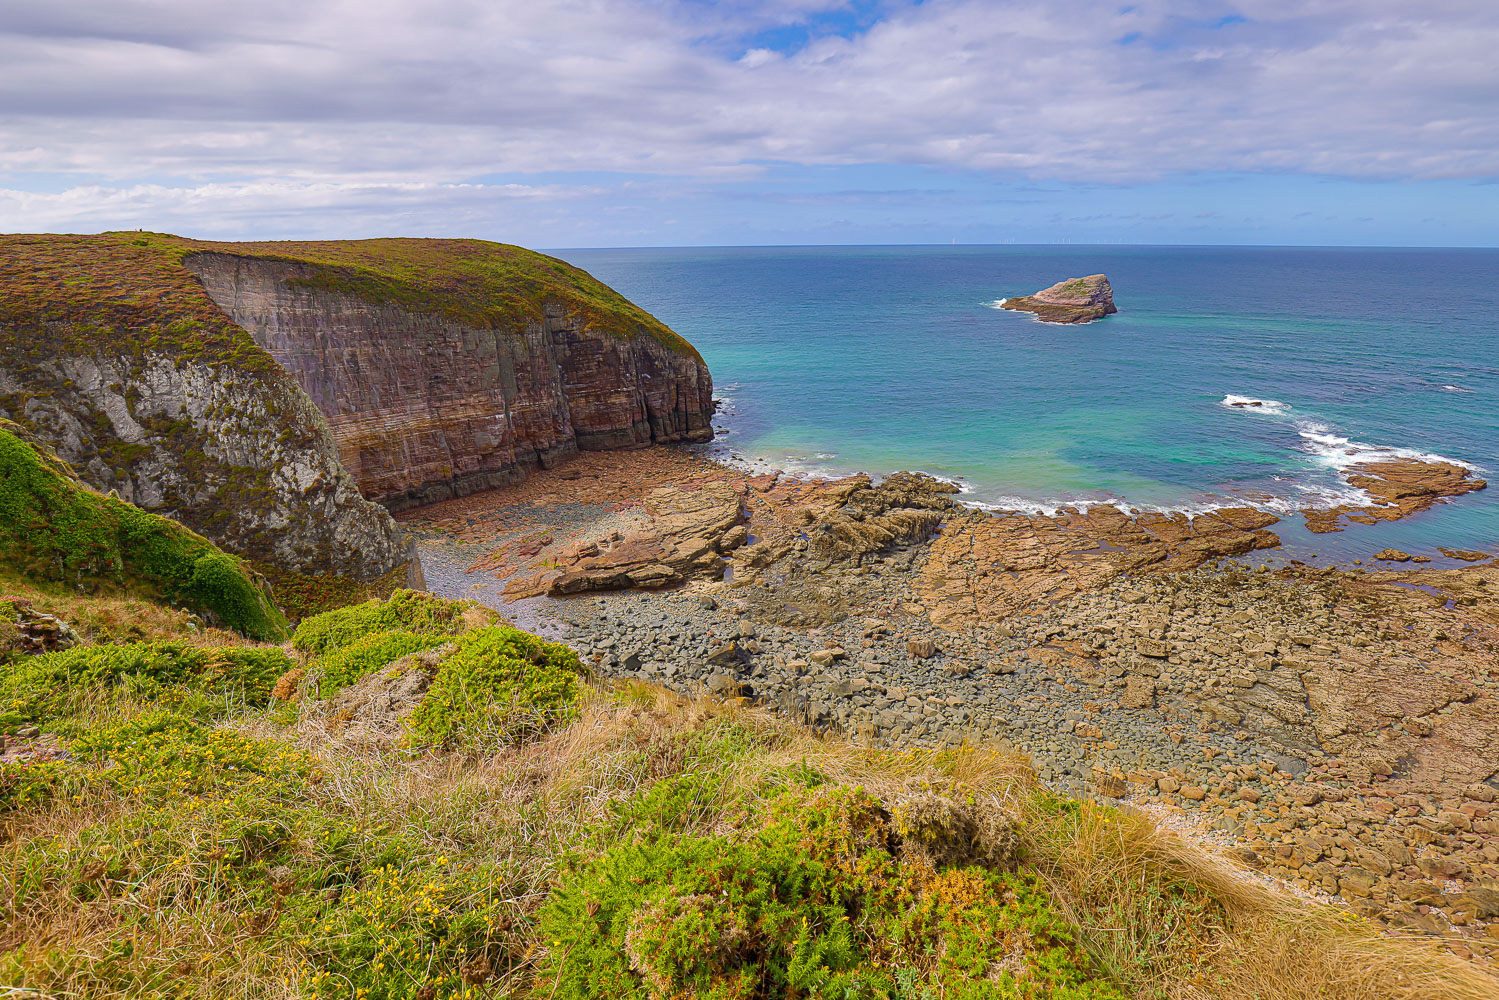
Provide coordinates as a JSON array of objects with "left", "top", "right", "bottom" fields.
[
  {"left": 0, "top": 234, "right": 415, "bottom": 582},
  {"left": 186, "top": 252, "right": 714, "bottom": 510}
]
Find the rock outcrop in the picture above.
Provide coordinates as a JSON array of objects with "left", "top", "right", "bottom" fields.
[
  {"left": 1305, "top": 458, "right": 1487, "bottom": 533},
  {"left": 0, "top": 232, "right": 715, "bottom": 582},
  {"left": 1001, "top": 274, "right": 1117, "bottom": 324},
  {"left": 186, "top": 246, "right": 713, "bottom": 511},
  {"left": 0, "top": 234, "right": 412, "bottom": 582}
]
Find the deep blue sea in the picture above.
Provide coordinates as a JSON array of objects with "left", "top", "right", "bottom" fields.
[{"left": 556, "top": 246, "right": 1499, "bottom": 564}]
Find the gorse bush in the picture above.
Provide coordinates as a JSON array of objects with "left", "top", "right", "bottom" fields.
[
  {"left": 406, "top": 625, "right": 584, "bottom": 749},
  {"left": 0, "top": 641, "right": 293, "bottom": 732},
  {"left": 0, "top": 425, "right": 288, "bottom": 641},
  {"left": 291, "top": 589, "right": 472, "bottom": 656},
  {"left": 539, "top": 784, "right": 1125, "bottom": 1000},
  {"left": 313, "top": 629, "right": 450, "bottom": 696},
  {"left": 1, "top": 711, "right": 319, "bottom": 812},
  {"left": 302, "top": 861, "right": 516, "bottom": 1000}
]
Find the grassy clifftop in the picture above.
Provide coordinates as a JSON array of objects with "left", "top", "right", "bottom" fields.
[
  {"left": 3, "top": 589, "right": 1493, "bottom": 999},
  {"left": 0, "top": 421, "right": 288, "bottom": 641},
  {"left": 0, "top": 231, "right": 701, "bottom": 361}
]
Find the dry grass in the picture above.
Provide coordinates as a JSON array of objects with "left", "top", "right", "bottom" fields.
[{"left": 1, "top": 569, "right": 250, "bottom": 649}]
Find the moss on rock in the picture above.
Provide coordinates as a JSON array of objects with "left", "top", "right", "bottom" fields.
[{"left": 0, "top": 423, "right": 288, "bottom": 641}]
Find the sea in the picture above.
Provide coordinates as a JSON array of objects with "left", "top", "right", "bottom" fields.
[{"left": 555, "top": 245, "right": 1499, "bottom": 565}]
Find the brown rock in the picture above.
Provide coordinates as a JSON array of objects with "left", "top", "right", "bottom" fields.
[
  {"left": 1092, "top": 770, "right": 1127, "bottom": 798},
  {"left": 907, "top": 639, "right": 938, "bottom": 659},
  {"left": 1120, "top": 676, "right": 1156, "bottom": 710},
  {"left": 1000, "top": 274, "right": 1118, "bottom": 324}
]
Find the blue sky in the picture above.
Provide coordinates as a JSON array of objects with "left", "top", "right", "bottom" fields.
[{"left": 1, "top": 0, "right": 1496, "bottom": 246}]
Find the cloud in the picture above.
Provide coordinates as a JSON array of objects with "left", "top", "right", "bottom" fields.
[{"left": 0, "top": 0, "right": 1496, "bottom": 235}]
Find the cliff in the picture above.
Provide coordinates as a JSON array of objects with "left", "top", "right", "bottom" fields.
[
  {"left": 185, "top": 241, "right": 713, "bottom": 510},
  {"left": 0, "top": 232, "right": 713, "bottom": 580},
  {"left": 1001, "top": 273, "right": 1117, "bottom": 323},
  {"left": 0, "top": 233, "right": 411, "bottom": 582}
]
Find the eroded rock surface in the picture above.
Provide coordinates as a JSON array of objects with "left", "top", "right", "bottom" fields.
[
  {"left": 1001, "top": 274, "right": 1117, "bottom": 323},
  {"left": 916, "top": 504, "right": 1280, "bottom": 628},
  {"left": 1305, "top": 459, "right": 1486, "bottom": 533}
]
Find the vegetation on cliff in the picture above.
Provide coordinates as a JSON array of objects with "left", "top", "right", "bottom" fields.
[
  {"left": 0, "top": 233, "right": 415, "bottom": 582},
  {"left": 0, "top": 230, "right": 702, "bottom": 364},
  {"left": 3, "top": 590, "right": 1493, "bottom": 1000},
  {"left": 0, "top": 423, "right": 288, "bottom": 641}
]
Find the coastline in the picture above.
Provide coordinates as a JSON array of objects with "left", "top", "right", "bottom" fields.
[{"left": 396, "top": 443, "right": 1499, "bottom": 964}]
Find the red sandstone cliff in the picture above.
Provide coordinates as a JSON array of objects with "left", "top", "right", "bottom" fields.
[{"left": 186, "top": 252, "right": 714, "bottom": 511}]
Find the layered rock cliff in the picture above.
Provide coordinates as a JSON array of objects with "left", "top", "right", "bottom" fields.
[
  {"left": 0, "top": 234, "right": 412, "bottom": 582},
  {"left": 186, "top": 246, "right": 713, "bottom": 510},
  {"left": 0, "top": 232, "right": 714, "bottom": 579}
]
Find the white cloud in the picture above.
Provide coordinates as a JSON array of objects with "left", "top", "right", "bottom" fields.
[{"left": 0, "top": 0, "right": 1496, "bottom": 233}]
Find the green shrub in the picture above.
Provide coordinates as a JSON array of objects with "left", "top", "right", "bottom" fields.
[
  {"left": 0, "top": 426, "right": 288, "bottom": 641},
  {"left": 291, "top": 589, "right": 471, "bottom": 656},
  {"left": 0, "top": 759, "right": 71, "bottom": 812},
  {"left": 301, "top": 861, "right": 516, "bottom": 1000},
  {"left": 0, "top": 641, "right": 293, "bottom": 731},
  {"left": 183, "top": 553, "right": 281, "bottom": 639},
  {"left": 405, "top": 625, "right": 584, "bottom": 749},
  {"left": 71, "top": 712, "right": 317, "bottom": 799},
  {"left": 314, "top": 629, "right": 449, "bottom": 696},
  {"left": 2, "top": 711, "right": 317, "bottom": 813},
  {"left": 539, "top": 785, "right": 1125, "bottom": 1000}
]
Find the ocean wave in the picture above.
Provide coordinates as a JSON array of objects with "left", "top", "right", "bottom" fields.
[
  {"left": 1220, "top": 394, "right": 1289, "bottom": 415},
  {"left": 984, "top": 298, "right": 1008, "bottom": 309},
  {"left": 1441, "top": 384, "right": 1472, "bottom": 393},
  {"left": 1294, "top": 421, "right": 1478, "bottom": 474}
]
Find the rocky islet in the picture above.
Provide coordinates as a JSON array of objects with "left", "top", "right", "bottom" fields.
[{"left": 1000, "top": 273, "right": 1118, "bottom": 323}]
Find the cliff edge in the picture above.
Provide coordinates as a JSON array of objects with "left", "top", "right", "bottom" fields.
[
  {"left": 0, "top": 233, "right": 714, "bottom": 579},
  {"left": 1001, "top": 274, "right": 1117, "bottom": 324},
  {"left": 184, "top": 239, "right": 714, "bottom": 509},
  {"left": 0, "top": 233, "right": 411, "bottom": 582}
]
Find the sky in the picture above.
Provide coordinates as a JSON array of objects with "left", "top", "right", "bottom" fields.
[{"left": 2, "top": 0, "right": 1497, "bottom": 247}]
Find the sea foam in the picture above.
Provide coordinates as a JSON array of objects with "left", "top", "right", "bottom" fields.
[{"left": 1220, "top": 394, "right": 1289, "bottom": 415}]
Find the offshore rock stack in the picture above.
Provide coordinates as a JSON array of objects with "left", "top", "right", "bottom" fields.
[{"left": 1001, "top": 273, "right": 1118, "bottom": 323}]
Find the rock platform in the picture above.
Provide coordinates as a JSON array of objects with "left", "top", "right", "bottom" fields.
[{"left": 400, "top": 446, "right": 1499, "bottom": 965}]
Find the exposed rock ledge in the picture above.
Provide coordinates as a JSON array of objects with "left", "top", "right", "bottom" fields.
[{"left": 1001, "top": 274, "right": 1117, "bottom": 324}]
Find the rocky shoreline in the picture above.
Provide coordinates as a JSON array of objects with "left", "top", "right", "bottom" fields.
[{"left": 400, "top": 446, "right": 1499, "bottom": 964}]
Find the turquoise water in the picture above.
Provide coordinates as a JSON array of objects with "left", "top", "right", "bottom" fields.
[{"left": 557, "top": 246, "right": 1499, "bottom": 561}]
